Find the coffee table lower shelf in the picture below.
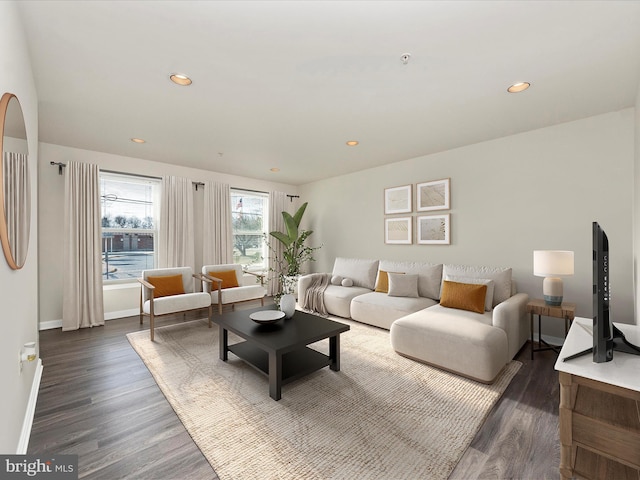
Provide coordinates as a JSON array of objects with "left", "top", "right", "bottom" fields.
[{"left": 228, "top": 341, "right": 332, "bottom": 387}]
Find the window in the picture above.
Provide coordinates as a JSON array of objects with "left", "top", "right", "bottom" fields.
[
  {"left": 231, "top": 190, "right": 268, "bottom": 271},
  {"left": 100, "top": 172, "right": 160, "bottom": 283}
]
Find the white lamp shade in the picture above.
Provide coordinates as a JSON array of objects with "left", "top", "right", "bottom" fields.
[{"left": 533, "top": 250, "right": 574, "bottom": 277}]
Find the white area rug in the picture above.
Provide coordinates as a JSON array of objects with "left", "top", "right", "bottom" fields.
[{"left": 127, "top": 317, "right": 520, "bottom": 480}]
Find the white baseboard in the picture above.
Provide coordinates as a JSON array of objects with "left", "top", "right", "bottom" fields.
[
  {"left": 39, "top": 319, "right": 62, "bottom": 330},
  {"left": 39, "top": 309, "right": 139, "bottom": 331},
  {"left": 17, "top": 359, "right": 43, "bottom": 454},
  {"left": 105, "top": 308, "right": 138, "bottom": 320}
]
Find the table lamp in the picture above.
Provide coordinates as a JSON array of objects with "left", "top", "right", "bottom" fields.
[{"left": 533, "top": 250, "right": 574, "bottom": 306}]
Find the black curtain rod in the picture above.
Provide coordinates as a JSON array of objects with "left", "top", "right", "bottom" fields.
[
  {"left": 100, "top": 169, "right": 161, "bottom": 180},
  {"left": 50, "top": 162, "right": 162, "bottom": 181},
  {"left": 50, "top": 161, "right": 66, "bottom": 175},
  {"left": 49, "top": 165, "right": 295, "bottom": 200},
  {"left": 232, "top": 187, "right": 268, "bottom": 195}
]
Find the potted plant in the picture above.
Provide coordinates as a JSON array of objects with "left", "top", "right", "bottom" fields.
[{"left": 268, "top": 202, "right": 320, "bottom": 303}]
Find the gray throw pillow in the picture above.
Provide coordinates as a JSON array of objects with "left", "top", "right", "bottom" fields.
[{"left": 387, "top": 273, "right": 419, "bottom": 298}]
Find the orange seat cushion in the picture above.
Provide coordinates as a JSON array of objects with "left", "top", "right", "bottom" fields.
[
  {"left": 208, "top": 269, "right": 240, "bottom": 289},
  {"left": 147, "top": 274, "right": 186, "bottom": 298}
]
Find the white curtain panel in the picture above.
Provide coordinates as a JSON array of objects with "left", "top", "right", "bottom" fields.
[
  {"left": 159, "top": 176, "right": 195, "bottom": 270},
  {"left": 267, "top": 191, "right": 288, "bottom": 296},
  {"left": 2, "top": 151, "right": 30, "bottom": 264},
  {"left": 202, "top": 180, "right": 233, "bottom": 265},
  {"left": 62, "top": 161, "right": 105, "bottom": 331}
]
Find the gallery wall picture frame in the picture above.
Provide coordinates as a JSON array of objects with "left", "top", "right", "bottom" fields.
[
  {"left": 417, "top": 214, "right": 450, "bottom": 245},
  {"left": 384, "top": 184, "right": 412, "bottom": 214},
  {"left": 385, "top": 216, "right": 412, "bottom": 244},
  {"left": 416, "top": 178, "right": 450, "bottom": 212}
]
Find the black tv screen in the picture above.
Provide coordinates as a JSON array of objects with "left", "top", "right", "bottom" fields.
[
  {"left": 592, "top": 221, "right": 613, "bottom": 363},
  {"left": 562, "top": 222, "right": 639, "bottom": 363}
]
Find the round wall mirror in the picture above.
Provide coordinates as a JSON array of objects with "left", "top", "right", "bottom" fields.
[{"left": 0, "top": 93, "right": 30, "bottom": 269}]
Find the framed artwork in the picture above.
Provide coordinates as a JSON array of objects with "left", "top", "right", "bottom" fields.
[
  {"left": 384, "top": 184, "right": 412, "bottom": 214},
  {"left": 416, "top": 178, "right": 450, "bottom": 212},
  {"left": 417, "top": 214, "right": 450, "bottom": 245},
  {"left": 385, "top": 217, "right": 412, "bottom": 244}
]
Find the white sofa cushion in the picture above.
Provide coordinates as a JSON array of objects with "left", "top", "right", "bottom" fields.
[
  {"left": 324, "top": 284, "right": 372, "bottom": 318},
  {"left": 442, "top": 264, "right": 512, "bottom": 307},
  {"left": 422, "top": 303, "right": 493, "bottom": 326},
  {"left": 378, "top": 260, "right": 442, "bottom": 300},
  {"left": 350, "top": 292, "right": 437, "bottom": 330},
  {"left": 332, "top": 258, "right": 379, "bottom": 290}
]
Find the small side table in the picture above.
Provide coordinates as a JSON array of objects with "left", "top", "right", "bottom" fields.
[{"left": 526, "top": 298, "right": 576, "bottom": 359}]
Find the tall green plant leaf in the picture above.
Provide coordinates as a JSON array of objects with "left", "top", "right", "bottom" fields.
[
  {"left": 283, "top": 212, "right": 298, "bottom": 243},
  {"left": 292, "top": 202, "right": 308, "bottom": 226},
  {"left": 270, "top": 231, "right": 293, "bottom": 247}
]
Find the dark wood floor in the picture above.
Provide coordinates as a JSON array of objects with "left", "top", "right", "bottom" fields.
[{"left": 29, "top": 306, "right": 560, "bottom": 479}]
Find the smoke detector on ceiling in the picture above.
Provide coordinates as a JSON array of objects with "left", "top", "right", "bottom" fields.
[{"left": 400, "top": 53, "right": 411, "bottom": 65}]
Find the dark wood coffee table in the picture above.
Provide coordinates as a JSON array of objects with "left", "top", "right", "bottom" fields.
[{"left": 214, "top": 306, "right": 350, "bottom": 400}]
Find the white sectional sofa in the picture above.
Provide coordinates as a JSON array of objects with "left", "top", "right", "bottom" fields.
[{"left": 298, "top": 257, "right": 529, "bottom": 383}]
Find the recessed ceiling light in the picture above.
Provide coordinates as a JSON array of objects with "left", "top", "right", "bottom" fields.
[
  {"left": 346, "top": 140, "right": 359, "bottom": 146},
  {"left": 131, "top": 138, "right": 146, "bottom": 144},
  {"left": 270, "top": 167, "right": 280, "bottom": 172},
  {"left": 170, "top": 73, "right": 192, "bottom": 86},
  {"left": 507, "top": 82, "right": 530, "bottom": 93}
]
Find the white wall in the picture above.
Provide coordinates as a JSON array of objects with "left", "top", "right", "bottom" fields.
[
  {"left": 300, "top": 110, "right": 635, "bottom": 339},
  {"left": 0, "top": 1, "right": 40, "bottom": 453},
  {"left": 635, "top": 83, "right": 640, "bottom": 322},
  {"left": 38, "top": 142, "right": 298, "bottom": 327}
]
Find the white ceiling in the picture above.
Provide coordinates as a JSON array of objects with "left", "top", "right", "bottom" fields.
[{"left": 16, "top": 1, "right": 640, "bottom": 185}]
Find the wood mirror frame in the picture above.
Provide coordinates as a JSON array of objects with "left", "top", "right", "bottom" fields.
[{"left": 0, "top": 93, "right": 30, "bottom": 270}]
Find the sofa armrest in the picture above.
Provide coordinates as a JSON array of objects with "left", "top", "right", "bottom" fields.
[
  {"left": 492, "top": 292, "right": 529, "bottom": 360},
  {"left": 298, "top": 273, "right": 327, "bottom": 300}
]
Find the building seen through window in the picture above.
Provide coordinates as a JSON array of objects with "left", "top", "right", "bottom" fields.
[{"left": 100, "top": 172, "right": 160, "bottom": 282}]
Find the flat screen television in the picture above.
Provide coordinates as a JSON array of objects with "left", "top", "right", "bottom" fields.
[{"left": 563, "top": 222, "right": 640, "bottom": 363}]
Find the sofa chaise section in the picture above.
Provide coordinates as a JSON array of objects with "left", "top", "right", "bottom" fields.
[{"left": 390, "top": 306, "right": 509, "bottom": 383}]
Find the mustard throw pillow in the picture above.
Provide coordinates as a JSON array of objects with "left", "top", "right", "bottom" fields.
[
  {"left": 147, "top": 274, "right": 185, "bottom": 298},
  {"left": 208, "top": 269, "right": 239, "bottom": 289},
  {"left": 440, "top": 280, "right": 487, "bottom": 314},
  {"left": 374, "top": 270, "right": 403, "bottom": 293}
]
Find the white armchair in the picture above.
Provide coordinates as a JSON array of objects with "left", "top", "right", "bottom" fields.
[
  {"left": 202, "top": 264, "right": 266, "bottom": 315},
  {"left": 139, "top": 266, "right": 213, "bottom": 341}
]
